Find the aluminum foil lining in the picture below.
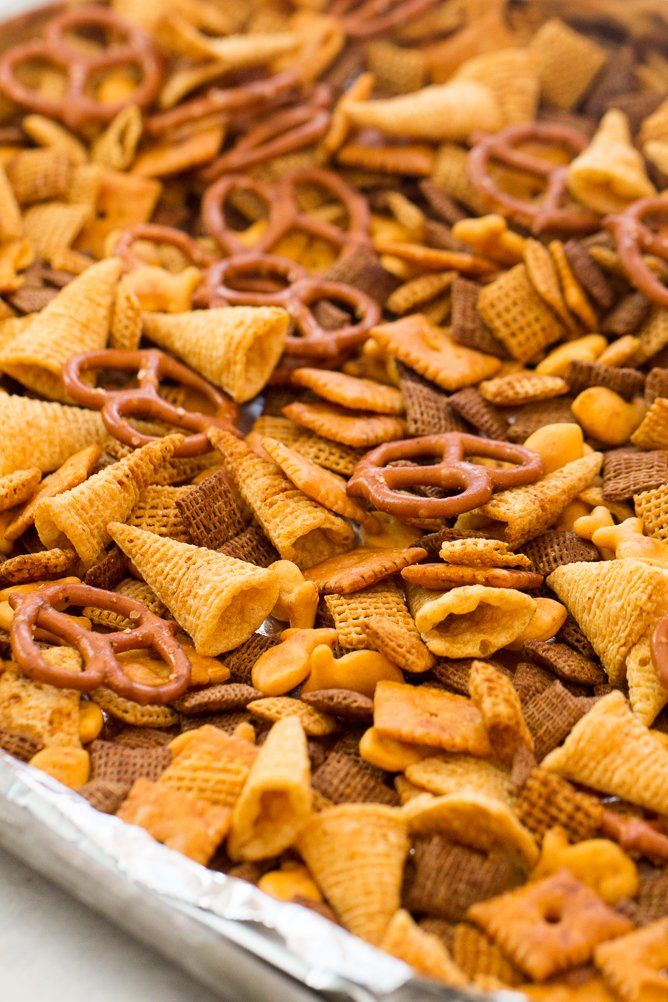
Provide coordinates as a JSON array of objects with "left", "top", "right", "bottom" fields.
[{"left": 0, "top": 750, "right": 525, "bottom": 1002}]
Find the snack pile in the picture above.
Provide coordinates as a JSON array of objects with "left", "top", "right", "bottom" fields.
[{"left": 0, "top": 0, "right": 667, "bottom": 997}]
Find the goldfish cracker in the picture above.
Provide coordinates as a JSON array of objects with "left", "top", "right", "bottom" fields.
[
  {"left": 571, "top": 387, "right": 644, "bottom": 446},
  {"left": 301, "top": 644, "right": 404, "bottom": 697},
  {"left": 536, "top": 334, "right": 607, "bottom": 376},
  {"left": 506, "top": 598, "right": 567, "bottom": 649},
  {"left": 556, "top": 499, "right": 591, "bottom": 530},
  {"left": 269, "top": 560, "right": 319, "bottom": 629},
  {"left": 573, "top": 505, "right": 614, "bottom": 541},
  {"left": 252, "top": 628, "right": 338, "bottom": 696},
  {"left": 78, "top": 701, "right": 104, "bottom": 743},
  {"left": 258, "top": 864, "right": 323, "bottom": 903},
  {"left": 359, "top": 727, "right": 430, "bottom": 771},
  {"left": 531, "top": 827, "right": 638, "bottom": 903},
  {"left": 523, "top": 424, "right": 584, "bottom": 474}
]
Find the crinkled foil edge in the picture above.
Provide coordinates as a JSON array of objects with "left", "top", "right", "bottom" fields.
[{"left": 0, "top": 752, "right": 525, "bottom": 1001}]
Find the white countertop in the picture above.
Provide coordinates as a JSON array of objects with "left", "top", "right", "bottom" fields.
[{"left": 0, "top": 846, "right": 225, "bottom": 1002}]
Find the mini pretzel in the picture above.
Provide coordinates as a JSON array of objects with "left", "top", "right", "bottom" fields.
[
  {"left": 329, "top": 0, "right": 439, "bottom": 38},
  {"left": 0, "top": 7, "right": 162, "bottom": 131},
  {"left": 468, "top": 123, "right": 600, "bottom": 234},
  {"left": 604, "top": 196, "right": 668, "bottom": 307},
  {"left": 201, "top": 85, "right": 332, "bottom": 182},
  {"left": 208, "top": 253, "right": 380, "bottom": 358},
  {"left": 145, "top": 71, "right": 300, "bottom": 137},
  {"left": 347, "top": 433, "right": 544, "bottom": 519},
  {"left": 63, "top": 348, "right": 237, "bottom": 457},
  {"left": 10, "top": 582, "right": 190, "bottom": 705},
  {"left": 202, "top": 167, "right": 371, "bottom": 262},
  {"left": 112, "top": 224, "right": 217, "bottom": 271}
]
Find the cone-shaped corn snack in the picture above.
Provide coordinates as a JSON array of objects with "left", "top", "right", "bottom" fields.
[
  {"left": 543, "top": 691, "right": 668, "bottom": 815},
  {"left": 0, "top": 395, "right": 107, "bottom": 476},
  {"left": 345, "top": 80, "right": 503, "bottom": 141},
  {"left": 455, "top": 48, "right": 540, "bottom": 125},
  {"left": 228, "top": 716, "right": 311, "bottom": 860},
  {"left": 297, "top": 803, "right": 409, "bottom": 945},
  {"left": 547, "top": 558, "right": 668, "bottom": 685},
  {"left": 35, "top": 435, "right": 180, "bottom": 568},
  {"left": 143, "top": 307, "right": 288, "bottom": 404},
  {"left": 462, "top": 452, "right": 602, "bottom": 548},
  {"left": 567, "top": 110, "right": 656, "bottom": 215},
  {"left": 208, "top": 427, "right": 354, "bottom": 569},
  {"left": 407, "top": 584, "right": 536, "bottom": 658},
  {"left": 108, "top": 522, "right": 279, "bottom": 655},
  {"left": 0, "top": 257, "right": 121, "bottom": 401},
  {"left": 380, "top": 910, "right": 468, "bottom": 987},
  {"left": 626, "top": 633, "right": 668, "bottom": 726}
]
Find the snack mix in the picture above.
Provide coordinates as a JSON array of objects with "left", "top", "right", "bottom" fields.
[{"left": 1, "top": 0, "right": 668, "bottom": 996}]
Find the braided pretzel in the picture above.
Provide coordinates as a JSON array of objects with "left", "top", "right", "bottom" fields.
[
  {"left": 347, "top": 433, "right": 544, "bottom": 519},
  {"left": 10, "top": 582, "right": 190, "bottom": 705},
  {"left": 604, "top": 196, "right": 668, "bottom": 307},
  {"left": 468, "top": 122, "right": 600, "bottom": 234},
  {"left": 0, "top": 7, "right": 162, "bottom": 130},
  {"left": 63, "top": 348, "right": 237, "bottom": 457}
]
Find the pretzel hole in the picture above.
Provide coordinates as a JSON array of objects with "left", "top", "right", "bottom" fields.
[
  {"left": 125, "top": 237, "right": 194, "bottom": 272},
  {"left": 61, "top": 21, "right": 131, "bottom": 55},
  {"left": 14, "top": 56, "right": 67, "bottom": 100},
  {"left": 90, "top": 66, "right": 144, "bottom": 106}
]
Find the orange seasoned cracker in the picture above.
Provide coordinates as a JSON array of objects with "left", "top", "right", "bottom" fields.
[
  {"left": 469, "top": 870, "right": 632, "bottom": 981},
  {"left": 261, "top": 436, "right": 369, "bottom": 524},
  {"left": 305, "top": 545, "right": 426, "bottom": 594},
  {"left": 373, "top": 680, "right": 491, "bottom": 755},
  {"left": 291, "top": 368, "right": 405, "bottom": 415},
  {"left": 118, "top": 778, "right": 230, "bottom": 865},
  {"left": 402, "top": 563, "right": 543, "bottom": 591},
  {"left": 282, "top": 401, "right": 407, "bottom": 448},
  {"left": 370, "top": 314, "right": 501, "bottom": 391}
]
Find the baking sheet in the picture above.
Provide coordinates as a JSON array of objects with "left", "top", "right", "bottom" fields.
[{"left": 0, "top": 751, "right": 525, "bottom": 1001}]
